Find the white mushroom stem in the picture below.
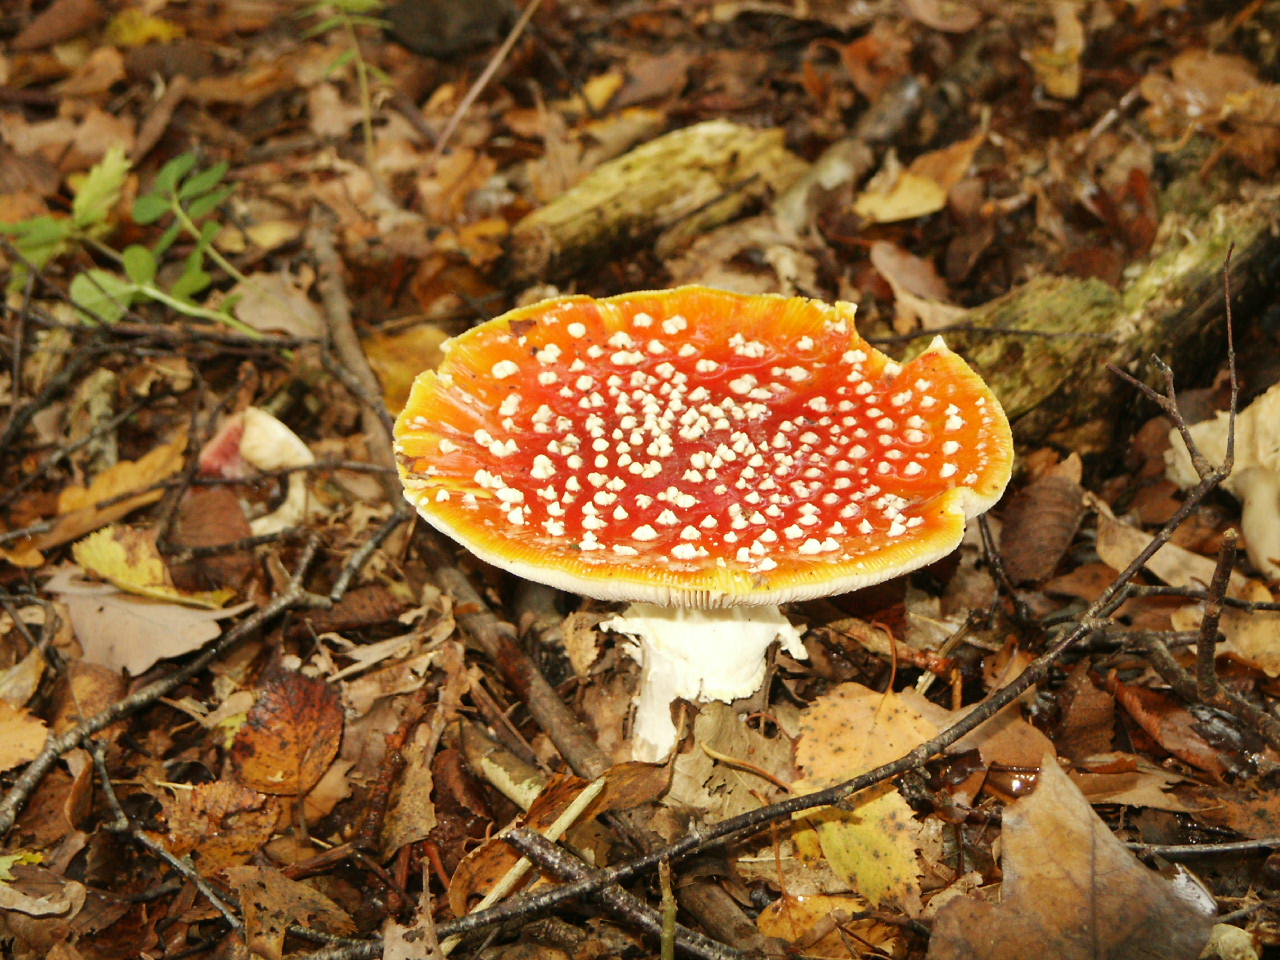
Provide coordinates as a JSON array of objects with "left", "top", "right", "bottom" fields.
[{"left": 600, "top": 604, "right": 806, "bottom": 763}]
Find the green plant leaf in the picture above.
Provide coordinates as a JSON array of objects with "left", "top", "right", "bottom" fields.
[
  {"left": 70, "top": 270, "right": 136, "bottom": 324},
  {"left": 151, "top": 220, "right": 182, "bottom": 259},
  {"left": 323, "top": 47, "right": 356, "bottom": 74},
  {"left": 133, "top": 192, "right": 170, "bottom": 225},
  {"left": 122, "top": 245, "right": 157, "bottom": 284},
  {"left": 335, "top": 0, "right": 384, "bottom": 14},
  {"left": 154, "top": 153, "right": 197, "bottom": 196},
  {"left": 71, "top": 147, "right": 131, "bottom": 233},
  {"left": 178, "top": 161, "right": 229, "bottom": 201},
  {"left": 2, "top": 216, "right": 74, "bottom": 270},
  {"left": 302, "top": 15, "right": 343, "bottom": 38},
  {"left": 170, "top": 260, "right": 211, "bottom": 302},
  {"left": 185, "top": 183, "right": 235, "bottom": 221}
]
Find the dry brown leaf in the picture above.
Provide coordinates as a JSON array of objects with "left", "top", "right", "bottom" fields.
[
  {"left": 160, "top": 780, "right": 281, "bottom": 876},
  {"left": 1093, "top": 507, "right": 1247, "bottom": 595},
  {"left": 757, "top": 892, "right": 905, "bottom": 958},
  {"left": 899, "top": 689, "right": 1055, "bottom": 769},
  {"left": 229, "top": 666, "right": 343, "bottom": 796},
  {"left": 1110, "top": 680, "right": 1229, "bottom": 778},
  {"left": 928, "top": 754, "right": 1213, "bottom": 960},
  {"left": 855, "top": 134, "right": 982, "bottom": 224},
  {"left": 224, "top": 865, "right": 354, "bottom": 960},
  {"left": 667, "top": 701, "right": 792, "bottom": 821},
  {"left": 44, "top": 567, "right": 252, "bottom": 676},
  {"left": 900, "top": 0, "right": 982, "bottom": 33},
  {"left": 998, "top": 466, "right": 1085, "bottom": 584}
]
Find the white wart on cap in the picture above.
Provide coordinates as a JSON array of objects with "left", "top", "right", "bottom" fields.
[{"left": 395, "top": 286, "right": 1014, "bottom": 607}]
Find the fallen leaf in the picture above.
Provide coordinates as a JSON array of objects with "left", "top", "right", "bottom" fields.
[
  {"left": 229, "top": 666, "right": 344, "bottom": 796},
  {"left": 231, "top": 271, "right": 324, "bottom": 338},
  {"left": 899, "top": 689, "right": 1056, "bottom": 769},
  {"left": 1111, "top": 679, "right": 1230, "bottom": 778},
  {"left": 900, "top": 0, "right": 982, "bottom": 33},
  {"left": 793, "top": 684, "right": 937, "bottom": 909},
  {"left": 667, "top": 701, "right": 792, "bottom": 821},
  {"left": 998, "top": 461, "right": 1086, "bottom": 583},
  {"left": 757, "top": 892, "right": 905, "bottom": 958},
  {"left": 159, "top": 780, "right": 281, "bottom": 876},
  {"left": 43, "top": 567, "right": 252, "bottom": 676},
  {"left": 72, "top": 526, "right": 234, "bottom": 608},
  {"left": 0, "top": 701, "right": 49, "bottom": 774},
  {"left": 1094, "top": 507, "right": 1247, "bottom": 595},
  {"left": 928, "top": 754, "right": 1213, "bottom": 960},
  {"left": 869, "top": 240, "right": 964, "bottom": 333},
  {"left": 1027, "top": 0, "right": 1085, "bottom": 100},
  {"left": 364, "top": 324, "right": 450, "bottom": 416},
  {"left": 11, "top": 0, "right": 104, "bottom": 50},
  {"left": 854, "top": 134, "right": 982, "bottom": 224},
  {"left": 14, "top": 434, "right": 189, "bottom": 558},
  {"left": 224, "top": 865, "right": 354, "bottom": 960}
]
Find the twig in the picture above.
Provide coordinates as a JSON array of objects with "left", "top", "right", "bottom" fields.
[
  {"left": 428, "top": 0, "right": 545, "bottom": 171},
  {"left": 1127, "top": 837, "right": 1280, "bottom": 857},
  {"left": 0, "top": 534, "right": 329, "bottom": 836},
  {"left": 420, "top": 529, "right": 610, "bottom": 779},
  {"left": 89, "top": 739, "right": 243, "bottom": 931},
  {"left": 0, "top": 400, "right": 146, "bottom": 510},
  {"left": 504, "top": 829, "right": 744, "bottom": 960},
  {"left": 439, "top": 776, "right": 607, "bottom": 956}
]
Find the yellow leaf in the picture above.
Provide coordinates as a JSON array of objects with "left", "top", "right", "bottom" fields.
[
  {"left": 0, "top": 700, "right": 49, "bottom": 774},
  {"left": 794, "top": 784, "right": 924, "bottom": 909},
  {"left": 757, "top": 892, "right": 905, "bottom": 958},
  {"left": 24, "top": 434, "right": 189, "bottom": 555},
  {"left": 105, "top": 9, "right": 185, "bottom": 47},
  {"left": 72, "top": 526, "right": 234, "bottom": 609},
  {"left": 58, "top": 433, "right": 187, "bottom": 515},
  {"left": 365, "top": 324, "right": 450, "bottom": 415}
]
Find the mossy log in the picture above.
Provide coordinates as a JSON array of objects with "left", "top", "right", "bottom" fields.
[
  {"left": 508, "top": 120, "right": 810, "bottom": 284},
  {"left": 930, "top": 188, "right": 1280, "bottom": 451}
]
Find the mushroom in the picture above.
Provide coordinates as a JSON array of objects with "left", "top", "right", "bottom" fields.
[
  {"left": 199, "top": 407, "right": 316, "bottom": 536},
  {"left": 1166, "top": 381, "right": 1280, "bottom": 579},
  {"left": 395, "top": 287, "right": 1014, "bottom": 761}
]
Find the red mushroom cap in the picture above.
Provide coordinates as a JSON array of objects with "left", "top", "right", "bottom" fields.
[{"left": 395, "top": 286, "right": 1013, "bottom": 607}]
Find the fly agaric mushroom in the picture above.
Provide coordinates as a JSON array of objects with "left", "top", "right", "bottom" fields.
[{"left": 395, "top": 287, "right": 1013, "bottom": 761}]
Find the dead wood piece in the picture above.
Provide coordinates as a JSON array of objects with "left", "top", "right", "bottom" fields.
[
  {"left": 933, "top": 188, "right": 1280, "bottom": 449},
  {"left": 508, "top": 120, "right": 810, "bottom": 283}
]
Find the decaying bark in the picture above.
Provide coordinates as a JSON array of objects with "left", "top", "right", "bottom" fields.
[
  {"left": 509, "top": 120, "right": 810, "bottom": 283},
  {"left": 926, "top": 185, "right": 1280, "bottom": 449}
]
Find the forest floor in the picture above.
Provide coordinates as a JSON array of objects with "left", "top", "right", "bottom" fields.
[{"left": 2, "top": 1, "right": 1280, "bottom": 958}]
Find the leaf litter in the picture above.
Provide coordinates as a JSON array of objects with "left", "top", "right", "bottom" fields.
[{"left": 2, "top": 0, "right": 1280, "bottom": 958}]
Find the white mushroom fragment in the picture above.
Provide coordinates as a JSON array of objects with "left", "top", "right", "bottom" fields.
[
  {"left": 395, "top": 286, "right": 1014, "bottom": 762},
  {"left": 1166, "top": 382, "right": 1280, "bottom": 578},
  {"left": 199, "top": 407, "right": 316, "bottom": 536}
]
